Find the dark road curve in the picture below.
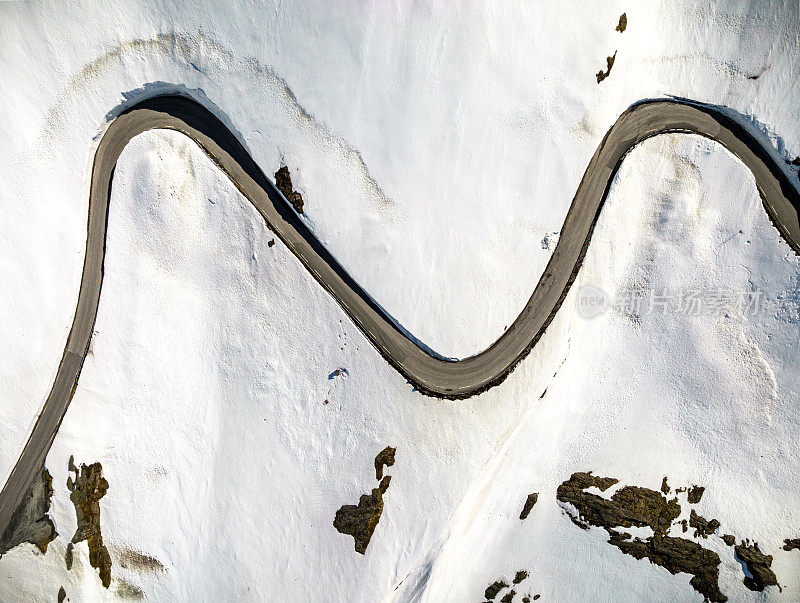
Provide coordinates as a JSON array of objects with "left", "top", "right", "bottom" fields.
[{"left": 1, "top": 94, "right": 799, "bottom": 539}]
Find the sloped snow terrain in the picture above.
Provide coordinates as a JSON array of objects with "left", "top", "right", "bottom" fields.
[{"left": 1, "top": 1, "right": 799, "bottom": 601}]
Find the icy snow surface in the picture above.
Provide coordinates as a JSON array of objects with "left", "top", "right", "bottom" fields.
[{"left": 1, "top": 1, "right": 799, "bottom": 601}]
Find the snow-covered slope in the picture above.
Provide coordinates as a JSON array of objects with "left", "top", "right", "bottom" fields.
[{"left": 0, "top": 1, "right": 799, "bottom": 601}]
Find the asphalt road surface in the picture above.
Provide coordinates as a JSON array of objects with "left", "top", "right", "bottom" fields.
[{"left": 1, "top": 95, "right": 798, "bottom": 541}]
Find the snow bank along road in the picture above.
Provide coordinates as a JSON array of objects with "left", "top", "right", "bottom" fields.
[{"left": 1, "top": 94, "right": 799, "bottom": 540}]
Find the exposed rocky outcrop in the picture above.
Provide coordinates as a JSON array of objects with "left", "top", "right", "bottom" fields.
[
  {"left": 274, "top": 166, "right": 304, "bottom": 214},
  {"left": 485, "top": 580, "right": 509, "bottom": 600},
  {"left": 500, "top": 589, "right": 516, "bottom": 603},
  {"left": 67, "top": 456, "right": 111, "bottom": 588},
  {"left": 689, "top": 510, "right": 719, "bottom": 539},
  {"left": 334, "top": 446, "right": 398, "bottom": 554},
  {"left": 374, "top": 446, "right": 396, "bottom": 481},
  {"left": 734, "top": 540, "right": 779, "bottom": 592},
  {"left": 557, "top": 472, "right": 680, "bottom": 536},
  {"left": 783, "top": 538, "right": 800, "bottom": 552},
  {"left": 0, "top": 467, "right": 56, "bottom": 556},
  {"left": 334, "top": 476, "right": 391, "bottom": 554},
  {"left": 687, "top": 486, "right": 705, "bottom": 504},
  {"left": 557, "top": 472, "right": 726, "bottom": 602}
]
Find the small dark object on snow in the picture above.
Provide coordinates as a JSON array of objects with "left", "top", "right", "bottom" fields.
[
  {"left": 783, "top": 538, "right": 800, "bottom": 552},
  {"left": 520, "top": 493, "right": 538, "bottom": 520},
  {"left": 374, "top": 446, "right": 396, "bottom": 481},
  {"left": 596, "top": 51, "right": 617, "bottom": 83}
]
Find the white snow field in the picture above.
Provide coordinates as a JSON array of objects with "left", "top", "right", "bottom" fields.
[{"left": 1, "top": 0, "right": 800, "bottom": 601}]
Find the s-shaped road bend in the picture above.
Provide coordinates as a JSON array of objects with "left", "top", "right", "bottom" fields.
[{"left": 1, "top": 95, "right": 799, "bottom": 541}]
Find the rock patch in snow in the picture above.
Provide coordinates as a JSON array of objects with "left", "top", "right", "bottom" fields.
[
  {"left": 274, "top": 165, "right": 304, "bottom": 214},
  {"left": 67, "top": 456, "right": 111, "bottom": 588},
  {"left": 0, "top": 467, "right": 56, "bottom": 557}
]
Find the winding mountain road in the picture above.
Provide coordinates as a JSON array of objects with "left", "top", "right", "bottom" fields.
[{"left": 1, "top": 94, "right": 799, "bottom": 541}]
